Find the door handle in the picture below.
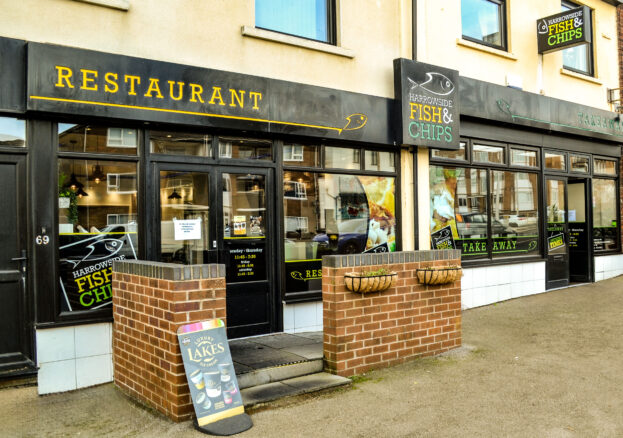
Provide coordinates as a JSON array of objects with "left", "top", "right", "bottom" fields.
[{"left": 11, "top": 256, "right": 27, "bottom": 262}]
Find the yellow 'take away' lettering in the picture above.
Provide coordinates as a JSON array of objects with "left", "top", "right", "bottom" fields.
[{"left": 53, "top": 66, "right": 264, "bottom": 110}]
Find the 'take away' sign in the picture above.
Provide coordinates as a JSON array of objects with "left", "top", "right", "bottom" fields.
[
  {"left": 394, "top": 58, "right": 460, "bottom": 150},
  {"left": 537, "top": 6, "right": 591, "bottom": 54}
]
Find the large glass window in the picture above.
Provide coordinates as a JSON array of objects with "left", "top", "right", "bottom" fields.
[
  {"left": 324, "top": 146, "right": 360, "bottom": 170},
  {"left": 59, "top": 124, "right": 138, "bottom": 156},
  {"left": 594, "top": 159, "right": 616, "bottom": 176},
  {"left": 490, "top": 171, "right": 539, "bottom": 257},
  {"left": 255, "top": 0, "right": 334, "bottom": 44},
  {"left": 461, "top": 0, "right": 506, "bottom": 50},
  {"left": 545, "top": 151, "right": 566, "bottom": 171},
  {"left": 283, "top": 143, "right": 319, "bottom": 167},
  {"left": 431, "top": 142, "right": 467, "bottom": 161},
  {"left": 570, "top": 154, "right": 589, "bottom": 173},
  {"left": 219, "top": 136, "right": 271, "bottom": 160},
  {"left": 561, "top": 1, "right": 593, "bottom": 76},
  {"left": 0, "top": 116, "right": 25, "bottom": 147},
  {"left": 284, "top": 171, "right": 396, "bottom": 295},
  {"left": 58, "top": 159, "right": 138, "bottom": 313},
  {"left": 150, "top": 131, "right": 212, "bottom": 156},
  {"left": 511, "top": 149, "right": 538, "bottom": 168},
  {"left": 473, "top": 144, "right": 505, "bottom": 164},
  {"left": 593, "top": 179, "right": 618, "bottom": 251}
]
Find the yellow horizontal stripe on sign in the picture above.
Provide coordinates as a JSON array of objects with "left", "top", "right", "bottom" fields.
[{"left": 197, "top": 406, "right": 245, "bottom": 426}]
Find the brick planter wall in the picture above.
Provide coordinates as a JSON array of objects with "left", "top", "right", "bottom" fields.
[
  {"left": 112, "top": 260, "right": 226, "bottom": 422},
  {"left": 322, "top": 250, "right": 462, "bottom": 377}
]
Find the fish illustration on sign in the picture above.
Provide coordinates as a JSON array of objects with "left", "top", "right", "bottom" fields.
[
  {"left": 537, "top": 19, "right": 548, "bottom": 35},
  {"left": 66, "top": 238, "right": 124, "bottom": 268},
  {"left": 342, "top": 113, "right": 368, "bottom": 131},
  {"left": 408, "top": 72, "right": 455, "bottom": 96}
]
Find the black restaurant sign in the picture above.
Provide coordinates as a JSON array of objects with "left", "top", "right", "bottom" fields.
[
  {"left": 394, "top": 58, "right": 460, "bottom": 149},
  {"left": 537, "top": 6, "right": 591, "bottom": 54}
]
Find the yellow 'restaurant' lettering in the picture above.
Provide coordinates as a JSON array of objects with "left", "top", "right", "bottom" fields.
[{"left": 52, "top": 67, "right": 263, "bottom": 110}]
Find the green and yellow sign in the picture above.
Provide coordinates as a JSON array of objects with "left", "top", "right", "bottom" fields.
[{"left": 537, "top": 6, "right": 591, "bottom": 54}]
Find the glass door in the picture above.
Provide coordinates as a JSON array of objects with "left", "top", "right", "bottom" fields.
[
  {"left": 218, "top": 170, "right": 273, "bottom": 338},
  {"left": 568, "top": 178, "right": 592, "bottom": 283},
  {"left": 545, "top": 177, "right": 569, "bottom": 289}
]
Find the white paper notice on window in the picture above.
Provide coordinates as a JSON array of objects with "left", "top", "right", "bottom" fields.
[{"left": 174, "top": 218, "right": 202, "bottom": 241}]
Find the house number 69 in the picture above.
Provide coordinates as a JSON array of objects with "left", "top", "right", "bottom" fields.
[{"left": 36, "top": 235, "right": 50, "bottom": 245}]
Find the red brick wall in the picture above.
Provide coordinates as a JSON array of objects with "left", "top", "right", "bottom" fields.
[
  {"left": 112, "top": 261, "right": 226, "bottom": 422},
  {"left": 323, "top": 251, "right": 461, "bottom": 377}
]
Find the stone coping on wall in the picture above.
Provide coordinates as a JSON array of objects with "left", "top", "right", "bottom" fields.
[
  {"left": 322, "top": 249, "right": 462, "bottom": 268},
  {"left": 113, "top": 260, "right": 225, "bottom": 281}
]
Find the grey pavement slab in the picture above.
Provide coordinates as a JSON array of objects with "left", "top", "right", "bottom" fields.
[
  {"left": 248, "top": 333, "right": 318, "bottom": 349},
  {"left": 280, "top": 343, "right": 323, "bottom": 360}
]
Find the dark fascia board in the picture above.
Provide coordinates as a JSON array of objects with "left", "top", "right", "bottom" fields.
[
  {"left": 601, "top": 0, "right": 623, "bottom": 6},
  {"left": 0, "top": 36, "right": 27, "bottom": 113}
]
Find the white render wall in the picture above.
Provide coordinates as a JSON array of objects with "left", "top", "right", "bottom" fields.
[
  {"left": 594, "top": 254, "right": 623, "bottom": 281},
  {"left": 36, "top": 322, "right": 113, "bottom": 395},
  {"left": 283, "top": 302, "right": 323, "bottom": 334},
  {"left": 461, "top": 262, "right": 546, "bottom": 309}
]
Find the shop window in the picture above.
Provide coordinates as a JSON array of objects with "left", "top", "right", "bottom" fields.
[
  {"left": 324, "top": 146, "right": 361, "bottom": 170},
  {"left": 150, "top": 130, "right": 212, "bottom": 156},
  {"left": 218, "top": 137, "right": 272, "bottom": 160},
  {"left": 282, "top": 143, "right": 319, "bottom": 167},
  {"left": 255, "top": 0, "right": 335, "bottom": 44},
  {"left": 592, "top": 179, "right": 618, "bottom": 251},
  {"left": 570, "top": 154, "right": 590, "bottom": 173},
  {"left": 0, "top": 116, "right": 25, "bottom": 147},
  {"left": 365, "top": 150, "right": 396, "bottom": 172},
  {"left": 431, "top": 142, "right": 467, "bottom": 161},
  {"left": 461, "top": 0, "right": 506, "bottom": 50},
  {"left": 59, "top": 124, "right": 138, "bottom": 156},
  {"left": 283, "top": 171, "right": 396, "bottom": 295},
  {"left": 490, "top": 171, "right": 539, "bottom": 258},
  {"left": 510, "top": 149, "right": 538, "bottom": 168},
  {"left": 473, "top": 144, "right": 505, "bottom": 164},
  {"left": 545, "top": 151, "right": 566, "bottom": 171},
  {"left": 57, "top": 159, "right": 138, "bottom": 313},
  {"left": 594, "top": 159, "right": 616, "bottom": 176},
  {"left": 561, "top": 1, "right": 593, "bottom": 76}
]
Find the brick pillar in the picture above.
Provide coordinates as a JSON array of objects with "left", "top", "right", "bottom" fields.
[
  {"left": 323, "top": 250, "right": 461, "bottom": 377},
  {"left": 112, "top": 260, "right": 226, "bottom": 422}
]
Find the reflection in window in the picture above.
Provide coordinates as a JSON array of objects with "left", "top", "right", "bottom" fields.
[
  {"left": 59, "top": 124, "right": 138, "bottom": 155},
  {"left": 324, "top": 146, "right": 360, "bottom": 169},
  {"left": 545, "top": 152, "right": 566, "bottom": 171},
  {"left": 490, "top": 171, "right": 539, "bottom": 257},
  {"left": 0, "top": 116, "right": 25, "bottom": 147},
  {"left": 562, "top": 1, "right": 592, "bottom": 76},
  {"left": 223, "top": 174, "right": 266, "bottom": 239},
  {"left": 150, "top": 131, "right": 212, "bottom": 156},
  {"left": 57, "top": 159, "right": 138, "bottom": 313},
  {"left": 594, "top": 159, "right": 616, "bottom": 176},
  {"left": 461, "top": 0, "right": 506, "bottom": 49},
  {"left": 570, "top": 155, "right": 589, "bottom": 173},
  {"left": 431, "top": 143, "right": 466, "bottom": 161},
  {"left": 219, "top": 137, "right": 271, "bottom": 160},
  {"left": 365, "top": 150, "right": 395, "bottom": 172},
  {"left": 159, "top": 171, "right": 210, "bottom": 265},
  {"left": 256, "top": 0, "right": 333, "bottom": 43},
  {"left": 511, "top": 149, "right": 538, "bottom": 167},
  {"left": 430, "top": 166, "right": 488, "bottom": 258},
  {"left": 473, "top": 144, "right": 504, "bottom": 164},
  {"left": 283, "top": 143, "right": 319, "bottom": 167},
  {"left": 593, "top": 179, "right": 618, "bottom": 251}
]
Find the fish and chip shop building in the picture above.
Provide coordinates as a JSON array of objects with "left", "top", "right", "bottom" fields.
[{"left": 0, "top": 35, "right": 621, "bottom": 393}]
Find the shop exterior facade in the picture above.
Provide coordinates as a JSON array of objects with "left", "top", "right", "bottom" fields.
[{"left": 0, "top": 0, "right": 621, "bottom": 395}]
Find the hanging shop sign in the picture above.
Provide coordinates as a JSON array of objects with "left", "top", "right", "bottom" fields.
[
  {"left": 393, "top": 58, "right": 460, "bottom": 149},
  {"left": 537, "top": 6, "right": 591, "bottom": 54},
  {"left": 25, "top": 42, "right": 392, "bottom": 145},
  {"left": 177, "top": 319, "right": 252, "bottom": 434},
  {"left": 58, "top": 230, "right": 138, "bottom": 311}
]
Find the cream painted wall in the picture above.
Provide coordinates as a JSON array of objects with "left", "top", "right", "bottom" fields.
[
  {"left": 417, "top": 147, "right": 431, "bottom": 250},
  {"left": 400, "top": 148, "right": 415, "bottom": 251},
  {"left": 0, "top": 0, "right": 412, "bottom": 98},
  {"left": 417, "top": 0, "right": 618, "bottom": 110}
]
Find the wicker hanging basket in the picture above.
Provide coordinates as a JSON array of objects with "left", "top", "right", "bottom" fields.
[
  {"left": 415, "top": 266, "right": 462, "bottom": 285},
  {"left": 344, "top": 272, "right": 397, "bottom": 294}
]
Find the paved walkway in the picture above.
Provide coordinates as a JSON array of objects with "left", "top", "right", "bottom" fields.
[{"left": 2, "top": 276, "right": 623, "bottom": 437}]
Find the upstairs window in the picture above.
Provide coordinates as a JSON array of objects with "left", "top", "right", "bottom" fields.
[
  {"left": 461, "top": 0, "right": 507, "bottom": 50},
  {"left": 255, "top": 0, "right": 335, "bottom": 44},
  {"left": 561, "top": 1, "right": 593, "bottom": 76}
]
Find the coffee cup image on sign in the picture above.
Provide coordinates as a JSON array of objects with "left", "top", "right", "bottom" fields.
[
  {"left": 190, "top": 369, "right": 205, "bottom": 390},
  {"left": 218, "top": 363, "right": 232, "bottom": 382},
  {"left": 203, "top": 371, "right": 222, "bottom": 398},
  {"left": 195, "top": 391, "right": 206, "bottom": 405},
  {"left": 223, "top": 390, "right": 233, "bottom": 405},
  {"left": 224, "top": 380, "right": 238, "bottom": 395}
]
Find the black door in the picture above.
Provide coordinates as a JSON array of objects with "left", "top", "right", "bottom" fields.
[
  {"left": 0, "top": 154, "right": 34, "bottom": 376},
  {"left": 217, "top": 169, "right": 274, "bottom": 338},
  {"left": 568, "top": 178, "right": 592, "bottom": 283},
  {"left": 156, "top": 166, "right": 276, "bottom": 338},
  {"left": 545, "top": 177, "right": 569, "bottom": 289}
]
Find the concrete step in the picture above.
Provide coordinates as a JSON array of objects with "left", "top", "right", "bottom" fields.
[
  {"left": 240, "top": 372, "right": 351, "bottom": 409},
  {"left": 237, "top": 359, "right": 323, "bottom": 390}
]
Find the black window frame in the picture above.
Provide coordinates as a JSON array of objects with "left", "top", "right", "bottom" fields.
[
  {"left": 461, "top": 0, "right": 508, "bottom": 51},
  {"left": 561, "top": 0, "right": 594, "bottom": 77},
  {"left": 255, "top": 0, "right": 337, "bottom": 45}
]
